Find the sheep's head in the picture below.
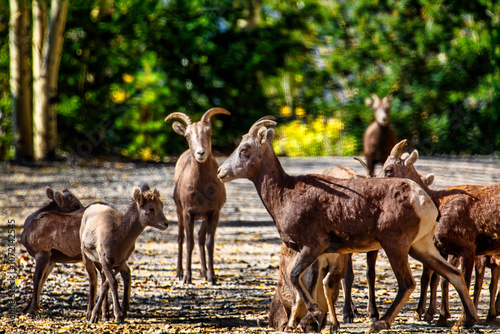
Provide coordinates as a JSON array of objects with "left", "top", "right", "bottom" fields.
[
  {"left": 218, "top": 116, "right": 276, "bottom": 183},
  {"left": 132, "top": 183, "right": 169, "bottom": 230},
  {"left": 45, "top": 187, "right": 84, "bottom": 212},
  {"left": 365, "top": 94, "right": 392, "bottom": 126},
  {"left": 377, "top": 139, "right": 433, "bottom": 188},
  {"left": 165, "top": 108, "right": 230, "bottom": 163}
]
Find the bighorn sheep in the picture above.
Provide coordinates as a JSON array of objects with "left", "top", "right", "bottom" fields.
[
  {"left": 80, "top": 184, "right": 168, "bottom": 323},
  {"left": 164, "top": 108, "right": 229, "bottom": 285},
  {"left": 363, "top": 94, "right": 397, "bottom": 176},
  {"left": 378, "top": 140, "right": 500, "bottom": 325},
  {"left": 271, "top": 158, "right": 436, "bottom": 329},
  {"left": 217, "top": 117, "right": 477, "bottom": 332},
  {"left": 20, "top": 187, "right": 83, "bottom": 314}
]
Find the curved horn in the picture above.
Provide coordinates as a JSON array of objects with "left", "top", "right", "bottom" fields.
[
  {"left": 201, "top": 108, "right": 231, "bottom": 122},
  {"left": 248, "top": 118, "right": 277, "bottom": 136},
  {"left": 353, "top": 157, "right": 371, "bottom": 178},
  {"left": 164, "top": 112, "right": 192, "bottom": 125},
  {"left": 389, "top": 139, "right": 408, "bottom": 159}
]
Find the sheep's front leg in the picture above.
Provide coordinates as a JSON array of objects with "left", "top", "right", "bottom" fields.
[
  {"left": 183, "top": 211, "right": 195, "bottom": 285},
  {"left": 176, "top": 206, "right": 185, "bottom": 282},
  {"left": 366, "top": 250, "right": 380, "bottom": 321},
  {"left": 206, "top": 211, "right": 219, "bottom": 285},
  {"left": 198, "top": 220, "right": 208, "bottom": 282},
  {"left": 288, "top": 246, "right": 324, "bottom": 330}
]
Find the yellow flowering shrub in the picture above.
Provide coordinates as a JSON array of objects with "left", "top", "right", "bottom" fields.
[{"left": 275, "top": 116, "right": 358, "bottom": 157}]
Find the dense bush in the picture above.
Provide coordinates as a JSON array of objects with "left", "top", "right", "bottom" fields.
[{"left": 1, "top": 0, "right": 499, "bottom": 160}]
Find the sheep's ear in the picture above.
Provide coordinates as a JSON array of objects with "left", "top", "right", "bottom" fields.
[
  {"left": 423, "top": 173, "right": 434, "bottom": 186},
  {"left": 257, "top": 127, "right": 267, "bottom": 145},
  {"left": 266, "top": 128, "right": 275, "bottom": 144},
  {"left": 133, "top": 187, "right": 142, "bottom": 204},
  {"left": 364, "top": 97, "right": 373, "bottom": 108},
  {"left": 172, "top": 122, "right": 186, "bottom": 136},
  {"left": 54, "top": 191, "right": 65, "bottom": 207},
  {"left": 405, "top": 150, "right": 419, "bottom": 167},
  {"left": 46, "top": 187, "right": 55, "bottom": 200},
  {"left": 140, "top": 183, "right": 151, "bottom": 193},
  {"left": 386, "top": 95, "right": 393, "bottom": 103}
]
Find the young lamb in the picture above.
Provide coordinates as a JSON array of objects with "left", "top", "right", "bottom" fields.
[
  {"left": 218, "top": 117, "right": 477, "bottom": 333},
  {"left": 378, "top": 140, "right": 500, "bottom": 325},
  {"left": 20, "top": 187, "right": 83, "bottom": 314},
  {"left": 164, "top": 108, "right": 229, "bottom": 285},
  {"left": 80, "top": 184, "right": 168, "bottom": 323},
  {"left": 363, "top": 94, "right": 398, "bottom": 176}
]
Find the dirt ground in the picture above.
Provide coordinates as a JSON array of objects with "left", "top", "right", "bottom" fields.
[{"left": 1, "top": 155, "right": 500, "bottom": 333}]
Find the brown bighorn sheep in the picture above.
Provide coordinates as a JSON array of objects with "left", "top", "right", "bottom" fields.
[
  {"left": 363, "top": 94, "right": 398, "bottom": 177},
  {"left": 271, "top": 159, "right": 437, "bottom": 329},
  {"left": 80, "top": 184, "right": 168, "bottom": 323},
  {"left": 378, "top": 140, "right": 500, "bottom": 325},
  {"left": 164, "top": 108, "right": 229, "bottom": 285},
  {"left": 218, "top": 117, "right": 477, "bottom": 332},
  {"left": 20, "top": 187, "right": 83, "bottom": 314}
]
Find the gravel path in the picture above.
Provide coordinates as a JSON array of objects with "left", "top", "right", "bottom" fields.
[{"left": 1, "top": 155, "right": 500, "bottom": 333}]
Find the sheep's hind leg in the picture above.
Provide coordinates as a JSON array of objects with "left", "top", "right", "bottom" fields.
[
  {"left": 288, "top": 246, "right": 325, "bottom": 331},
  {"left": 368, "top": 245, "right": 415, "bottom": 333},
  {"left": 409, "top": 239, "right": 477, "bottom": 329}
]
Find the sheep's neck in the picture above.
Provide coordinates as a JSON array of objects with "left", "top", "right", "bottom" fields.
[
  {"left": 119, "top": 202, "right": 146, "bottom": 249},
  {"left": 253, "top": 145, "right": 290, "bottom": 220},
  {"left": 189, "top": 154, "right": 217, "bottom": 185}
]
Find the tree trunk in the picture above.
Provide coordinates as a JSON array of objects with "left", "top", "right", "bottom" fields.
[
  {"left": 10, "top": 0, "right": 33, "bottom": 161},
  {"left": 33, "top": 0, "right": 69, "bottom": 160}
]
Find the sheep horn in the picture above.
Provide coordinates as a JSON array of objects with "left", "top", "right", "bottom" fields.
[
  {"left": 389, "top": 139, "right": 408, "bottom": 159},
  {"left": 249, "top": 117, "right": 277, "bottom": 136},
  {"left": 201, "top": 108, "right": 231, "bottom": 122},
  {"left": 164, "top": 112, "right": 192, "bottom": 125},
  {"left": 353, "top": 157, "right": 371, "bottom": 178}
]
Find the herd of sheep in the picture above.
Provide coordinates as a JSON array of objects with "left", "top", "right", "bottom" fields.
[{"left": 19, "top": 99, "right": 500, "bottom": 333}]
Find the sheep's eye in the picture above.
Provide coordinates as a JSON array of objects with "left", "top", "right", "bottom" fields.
[
  {"left": 241, "top": 148, "right": 248, "bottom": 154},
  {"left": 149, "top": 208, "right": 155, "bottom": 213},
  {"left": 385, "top": 166, "right": 394, "bottom": 176}
]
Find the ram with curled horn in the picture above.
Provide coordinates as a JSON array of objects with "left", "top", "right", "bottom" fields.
[
  {"left": 164, "top": 108, "right": 230, "bottom": 285},
  {"left": 218, "top": 117, "right": 477, "bottom": 333}
]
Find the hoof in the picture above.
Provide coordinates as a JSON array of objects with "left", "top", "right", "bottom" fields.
[
  {"left": 435, "top": 316, "right": 449, "bottom": 327},
  {"left": 366, "top": 320, "right": 389, "bottom": 333},
  {"left": 343, "top": 316, "right": 354, "bottom": 324},
  {"left": 453, "top": 315, "right": 477, "bottom": 329},
  {"left": 413, "top": 311, "right": 422, "bottom": 321},
  {"left": 423, "top": 311, "right": 434, "bottom": 323},
  {"left": 329, "top": 323, "right": 340, "bottom": 333},
  {"left": 485, "top": 315, "right": 497, "bottom": 324},
  {"left": 298, "top": 310, "right": 325, "bottom": 332}
]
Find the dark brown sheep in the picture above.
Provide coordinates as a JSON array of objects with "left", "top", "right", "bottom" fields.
[
  {"left": 363, "top": 94, "right": 398, "bottom": 176},
  {"left": 20, "top": 187, "right": 83, "bottom": 314},
  {"left": 218, "top": 117, "right": 477, "bottom": 333}
]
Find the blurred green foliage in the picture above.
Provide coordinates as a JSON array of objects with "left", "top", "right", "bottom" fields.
[{"left": 1, "top": 0, "right": 499, "bottom": 160}]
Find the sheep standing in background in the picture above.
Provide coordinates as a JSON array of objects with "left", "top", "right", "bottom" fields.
[
  {"left": 363, "top": 94, "right": 397, "bottom": 176},
  {"left": 165, "top": 108, "right": 230, "bottom": 285}
]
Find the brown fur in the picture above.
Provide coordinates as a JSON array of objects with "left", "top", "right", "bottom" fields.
[
  {"left": 20, "top": 187, "right": 83, "bottom": 315},
  {"left": 165, "top": 108, "right": 229, "bottom": 285},
  {"left": 80, "top": 184, "right": 168, "bottom": 323},
  {"left": 379, "top": 142, "right": 500, "bottom": 325},
  {"left": 363, "top": 95, "right": 398, "bottom": 176},
  {"left": 218, "top": 118, "right": 477, "bottom": 332}
]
